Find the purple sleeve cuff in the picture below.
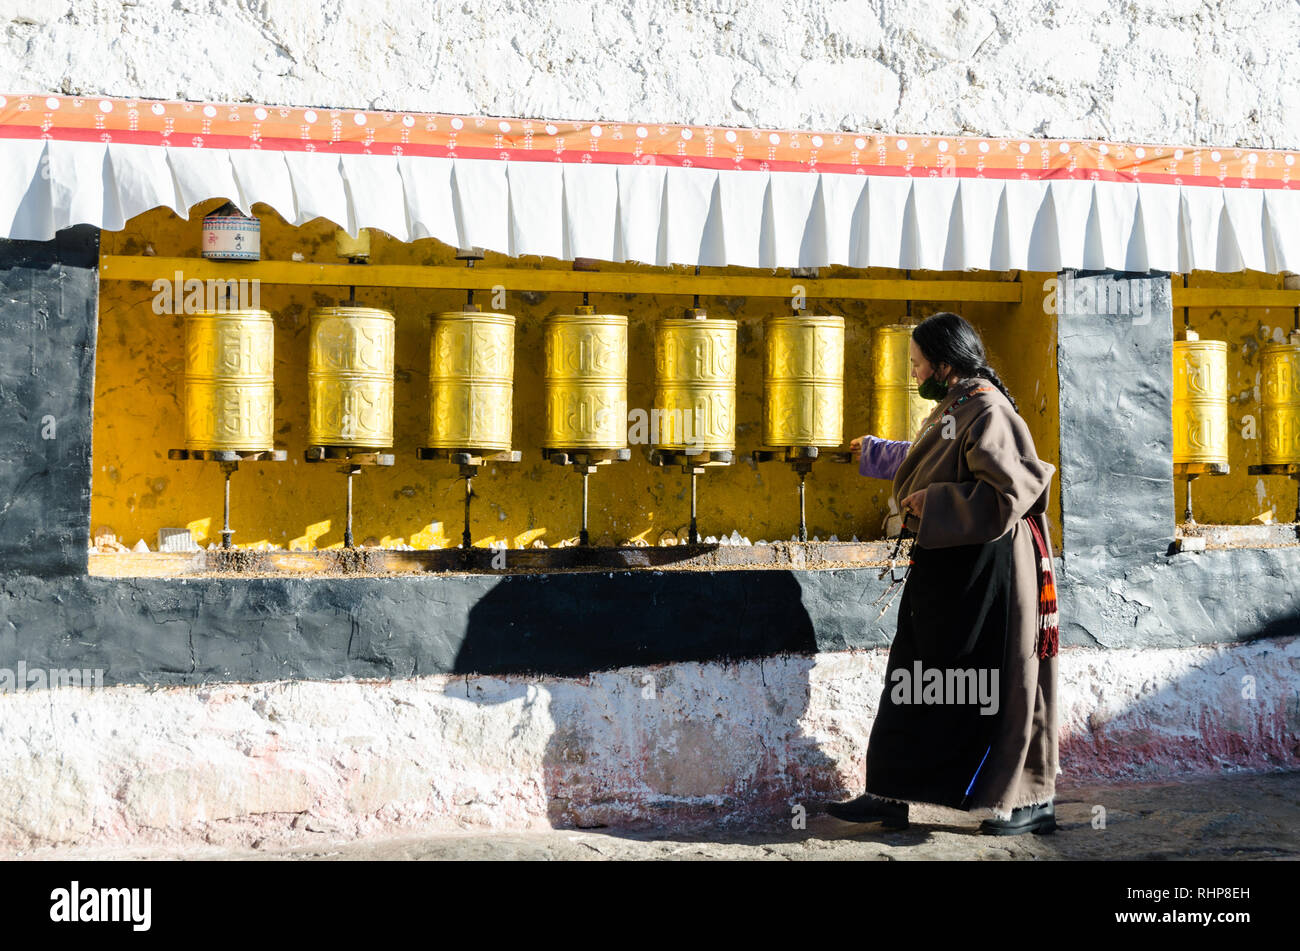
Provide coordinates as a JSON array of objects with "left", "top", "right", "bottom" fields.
[{"left": 858, "top": 435, "right": 911, "bottom": 480}]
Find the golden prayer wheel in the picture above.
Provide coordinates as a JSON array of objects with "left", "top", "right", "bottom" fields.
[
  {"left": 183, "top": 310, "right": 275, "bottom": 451},
  {"left": 307, "top": 306, "right": 396, "bottom": 448},
  {"left": 1172, "top": 331, "right": 1228, "bottom": 465},
  {"left": 870, "top": 324, "right": 929, "bottom": 442},
  {"left": 653, "top": 313, "right": 737, "bottom": 451},
  {"left": 762, "top": 314, "right": 844, "bottom": 447},
  {"left": 544, "top": 307, "right": 628, "bottom": 449},
  {"left": 426, "top": 308, "right": 516, "bottom": 452},
  {"left": 1260, "top": 337, "right": 1300, "bottom": 465}
]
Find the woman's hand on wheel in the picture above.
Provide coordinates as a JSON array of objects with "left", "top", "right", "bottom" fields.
[
  {"left": 849, "top": 434, "right": 870, "bottom": 457},
  {"left": 901, "top": 489, "right": 926, "bottom": 519}
]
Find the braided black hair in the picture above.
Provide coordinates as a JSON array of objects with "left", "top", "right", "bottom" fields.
[{"left": 911, "top": 311, "right": 1019, "bottom": 414}]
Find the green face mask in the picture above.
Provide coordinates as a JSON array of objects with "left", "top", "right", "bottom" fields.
[{"left": 917, "top": 368, "right": 950, "bottom": 401}]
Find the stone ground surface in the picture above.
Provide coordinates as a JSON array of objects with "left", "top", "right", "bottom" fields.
[{"left": 6, "top": 770, "right": 1298, "bottom": 861}]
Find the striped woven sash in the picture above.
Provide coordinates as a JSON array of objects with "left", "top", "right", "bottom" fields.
[{"left": 1023, "top": 516, "right": 1059, "bottom": 659}]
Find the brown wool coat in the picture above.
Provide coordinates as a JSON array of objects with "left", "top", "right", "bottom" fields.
[{"left": 891, "top": 376, "right": 1060, "bottom": 817}]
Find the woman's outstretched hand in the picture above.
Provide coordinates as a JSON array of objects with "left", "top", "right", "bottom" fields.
[{"left": 849, "top": 434, "right": 870, "bottom": 457}]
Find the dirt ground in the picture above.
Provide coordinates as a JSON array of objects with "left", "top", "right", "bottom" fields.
[{"left": 7, "top": 769, "right": 1298, "bottom": 861}]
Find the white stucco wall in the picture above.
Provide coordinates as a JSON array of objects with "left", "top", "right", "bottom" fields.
[
  {"left": 2, "top": 639, "right": 1296, "bottom": 849},
  {"left": 1, "top": 0, "right": 1295, "bottom": 148}
]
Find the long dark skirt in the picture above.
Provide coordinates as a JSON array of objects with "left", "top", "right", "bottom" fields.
[{"left": 863, "top": 530, "right": 1016, "bottom": 810}]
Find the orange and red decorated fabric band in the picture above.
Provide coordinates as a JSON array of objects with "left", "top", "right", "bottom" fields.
[{"left": 1, "top": 92, "right": 1296, "bottom": 190}]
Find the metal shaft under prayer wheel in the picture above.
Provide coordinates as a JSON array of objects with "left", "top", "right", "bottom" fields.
[
  {"left": 761, "top": 314, "right": 844, "bottom": 542},
  {"left": 651, "top": 311, "right": 737, "bottom": 545},
  {"left": 543, "top": 307, "right": 629, "bottom": 546},
  {"left": 184, "top": 310, "right": 275, "bottom": 452},
  {"left": 308, "top": 306, "right": 396, "bottom": 448},
  {"left": 425, "top": 307, "right": 519, "bottom": 549},
  {"left": 1172, "top": 330, "right": 1229, "bottom": 524},
  {"left": 1260, "top": 337, "right": 1300, "bottom": 465},
  {"left": 870, "top": 324, "right": 929, "bottom": 442}
]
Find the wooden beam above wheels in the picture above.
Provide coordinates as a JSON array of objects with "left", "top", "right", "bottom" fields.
[
  {"left": 98, "top": 256, "right": 1024, "bottom": 303},
  {"left": 1174, "top": 287, "right": 1300, "bottom": 308}
]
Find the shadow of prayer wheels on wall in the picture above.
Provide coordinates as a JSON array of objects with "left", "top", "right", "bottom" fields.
[
  {"left": 1173, "top": 330, "right": 1229, "bottom": 466},
  {"left": 183, "top": 310, "right": 275, "bottom": 451},
  {"left": 543, "top": 307, "right": 628, "bottom": 450},
  {"left": 870, "top": 324, "right": 929, "bottom": 442},
  {"left": 426, "top": 308, "right": 516, "bottom": 452},
  {"left": 653, "top": 312, "right": 738, "bottom": 452},
  {"left": 1260, "top": 336, "right": 1300, "bottom": 465},
  {"left": 308, "top": 306, "right": 396, "bottom": 449},
  {"left": 762, "top": 314, "right": 844, "bottom": 448}
]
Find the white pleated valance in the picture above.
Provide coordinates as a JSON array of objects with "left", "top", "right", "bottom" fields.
[{"left": 3, "top": 93, "right": 1299, "bottom": 274}]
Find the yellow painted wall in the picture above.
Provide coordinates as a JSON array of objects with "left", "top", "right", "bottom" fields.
[
  {"left": 93, "top": 201, "right": 1062, "bottom": 553},
  {"left": 1179, "top": 271, "right": 1298, "bottom": 525}
]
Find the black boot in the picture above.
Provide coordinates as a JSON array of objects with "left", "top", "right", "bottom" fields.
[
  {"left": 825, "top": 793, "right": 909, "bottom": 828},
  {"left": 979, "top": 800, "right": 1056, "bottom": 836}
]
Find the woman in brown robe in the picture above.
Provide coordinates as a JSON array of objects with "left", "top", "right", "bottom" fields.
[{"left": 828, "top": 312, "right": 1060, "bottom": 835}]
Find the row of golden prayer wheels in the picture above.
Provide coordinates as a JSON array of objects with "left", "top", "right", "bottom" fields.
[
  {"left": 1174, "top": 329, "right": 1300, "bottom": 467},
  {"left": 1174, "top": 326, "right": 1300, "bottom": 526},
  {"left": 182, "top": 307, "right": 935, "bottom": 456}
]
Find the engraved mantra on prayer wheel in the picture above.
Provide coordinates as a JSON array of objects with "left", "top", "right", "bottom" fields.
[
  {"left": 1172, "top": 336, "right": 1229, "bottom": 465},
  {"left": 183, "top": 310, "right": 275, "bottom": 452},
  {"left": 870, "top": 324, "right": 930, "bottom": 442},
  {"left": 543, "top": 310, "right": 628, "bottom": 449},
  {"left": 1260, "top": 341, "right": 1300, "bottom": 465},
  {"left": 653, "top": 317, "right": 737, "bottom": 451},
  {"left": 308, "top": 306, "right": 396, "bottom": 448},
  {"left": 762, "top": 315, "right": 844, "bottom": 448},
  {"left": 426, "top": 310, "right": 516, "bottom": 452}
]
